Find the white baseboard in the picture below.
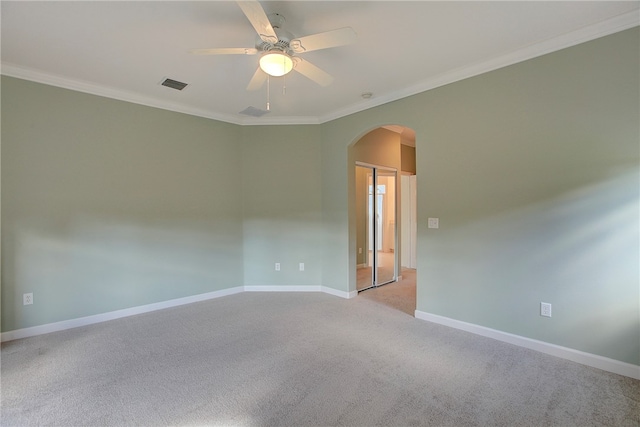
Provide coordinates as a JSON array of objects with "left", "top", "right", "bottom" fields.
[
  {"left": 244, "top": 285, "right": 321, "bottom": 293},
  {"left": 322, "top": 286, "right": 358, "bottom": 299},
  {"left": 244, "top": 285, "right": 357, "bottom": 299},
  {"left": 0, "top": 287, "right": 244, "bottom": 343},
  {"left": 1, "top": 285, "right": 357, "bottom": 342},
  {"left": 415, "top": 310, "right": 640, "bottom": 380}
]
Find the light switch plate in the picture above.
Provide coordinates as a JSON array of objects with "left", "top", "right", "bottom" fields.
[{"left": 428, "top": 218, "right": 439, "bottom": 229}]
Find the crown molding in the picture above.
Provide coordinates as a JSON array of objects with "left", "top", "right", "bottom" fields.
[
  {"left": 238, "top": 115, "right": 321, "bottom": 126},
  {"left": 0, "top": 62, "right": 245, "bottom": 125},
  {"left": 2, "top": 11, "right": 638, "bottom": 126},
  {"left": 318, "top": 10, "right": 640, "bottom": 124}
]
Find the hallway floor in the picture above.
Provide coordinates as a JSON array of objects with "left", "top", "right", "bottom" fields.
[{"left": 358, "top": 268, "right": 416, "bottom": 316}]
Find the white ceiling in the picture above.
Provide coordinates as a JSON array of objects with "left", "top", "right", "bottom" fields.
[{"left": 2, "top": 1, "right": 638, "bottom": 125}]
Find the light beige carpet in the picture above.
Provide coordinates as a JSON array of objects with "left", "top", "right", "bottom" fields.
[
  {"left": 359, "top": 268, "right": 416, "bottom": 316},
  {"left": 2, "top": 291, "right": 638, "bottom": 426}
]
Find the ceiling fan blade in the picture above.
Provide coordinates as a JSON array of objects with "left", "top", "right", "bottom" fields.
[
  {"left": 246, "top": 67, "right": 267, "bottom": 91},
  {"left": 293, "top": 59, "right": 334, "bottom": 87},
  {"left": 290, "top": 27, "right": 356, "bottom": 53},
  {"left": 236, "top": 1, "right": 278, "bottom": 44},
  {"left": 189, "top": 48, "right": 258, "bottom": 55}
]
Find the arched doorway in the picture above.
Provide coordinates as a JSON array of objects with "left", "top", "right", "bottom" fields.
[{"left": 350, "top": 125, "right": 417, "bottom": 315}]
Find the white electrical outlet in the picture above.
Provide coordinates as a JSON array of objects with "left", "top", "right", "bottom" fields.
[
  {"left": 275, "top": 263, "right": 280, "bottom": 271},
  {"left": 299, "top": 263, "right": 305, "bottom": 271},
  {"left": 23, "top": 293, "right": 33, "bottom": 305},
  {"left": 540, "top": 302, "right": 552, "bottom": 317},
  {"left": 428, "top": 217, "right": 439, "bottom": 229}
]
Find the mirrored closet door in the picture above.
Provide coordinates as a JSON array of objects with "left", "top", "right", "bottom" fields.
[{"left": 355, "top": 164, "right": 397, "bottom": 292}]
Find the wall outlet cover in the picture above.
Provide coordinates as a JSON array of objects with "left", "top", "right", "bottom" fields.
[
  {"left": 428, "top": 218, "right": 439, "bottom": 229},
  {"left": 23, "top": 293, "right": 33, "bottom": 305},
  {"left": 540, "top": 302, "right": 552, "bottom": 317}
]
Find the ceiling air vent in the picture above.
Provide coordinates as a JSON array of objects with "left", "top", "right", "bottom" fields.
[
  {"left": 239, "top": 106, "right": 269, "bottom": 117},
  {"left": 160, "top": 78, "right": 188, "bottom": 91}
]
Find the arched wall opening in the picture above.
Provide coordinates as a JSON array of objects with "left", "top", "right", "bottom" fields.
[{"left": 347, "top": 125, "right": 417, "bottom": 309}]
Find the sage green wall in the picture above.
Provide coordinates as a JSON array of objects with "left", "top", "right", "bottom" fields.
[
  {"left": 240, "top": 125, "right": 323, "bottom": 287},
  {"left": 2, "top": 28, "right": 638, "bottom": 367},
  {"left": 322, "top": 28, "right": 639, "bottom": 365},
  {"left": 1, "top": 77, "right": 244, "bottom": 331}
]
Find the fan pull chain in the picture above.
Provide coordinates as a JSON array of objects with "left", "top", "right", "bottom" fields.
[
  {"left": 283, "top": 74, "right": 287, "bottom": 95},
  {"left": 266, "top": 75, "right": 270, "bottom": 111}
]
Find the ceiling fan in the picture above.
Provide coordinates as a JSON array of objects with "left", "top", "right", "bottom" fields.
[{"left": 190, "top": 0, "right": 357, "bottom": 90}]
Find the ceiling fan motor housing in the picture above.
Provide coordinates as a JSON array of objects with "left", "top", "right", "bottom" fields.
[{"left": 256, "top": 27, "right": 295, "bottom": 55}]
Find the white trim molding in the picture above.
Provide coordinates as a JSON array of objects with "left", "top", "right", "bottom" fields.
[
  {"left": 415, "top": 310, "right": 640, "bottom": 380},
  {"left": 322, "top": 286, "right": 358, "bottom": 299},
  {"left": 0, "top": 287, "right": 245, "bottom": 343},
  {"left": 6, "top": 288, "right": 635, "bottom": 380},
  {"left": 0, "top": 285, "right": 356, "bottom": 342},
  {"left": 2, "top": 11, "right": 637, "bottom": 127},
  {"left": 244, "top": 285, "right": 321, "bottom": 293},
  {"left": 244, "top": 285, "right": 357, "bottom": 299},
  {"left": 320, "top": 10, "right": 640, "bottom": 124},
  {"left": 0, "top": 63, "right": 247, "bottom": 125}
]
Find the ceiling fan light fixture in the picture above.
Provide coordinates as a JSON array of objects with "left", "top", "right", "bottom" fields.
[{"left": 259, "top": 51, "right": 293, "bottom": 77}]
